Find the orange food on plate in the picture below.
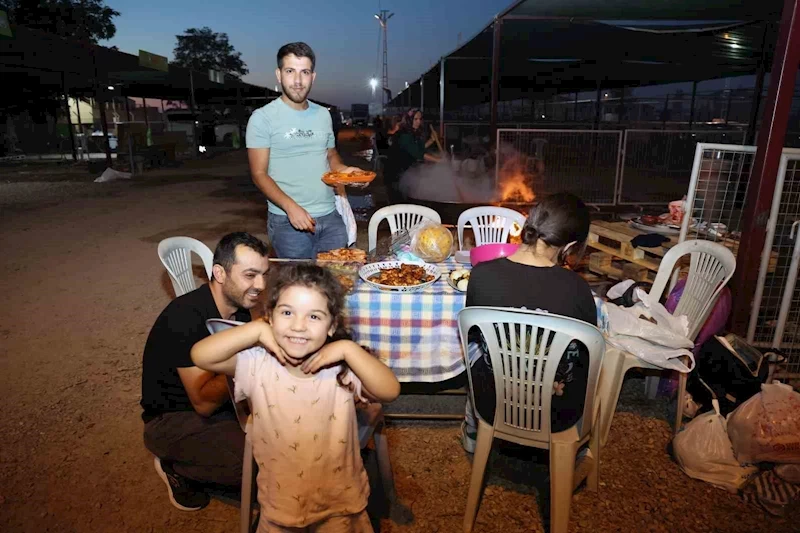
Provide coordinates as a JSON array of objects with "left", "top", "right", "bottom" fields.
[
  {"left": 322, "top": 170, "right": 376, "bottom": 186},
  {"left": 316, "top": 248, "right": 367, "bottom": 263},
  {"left": 370, "top": 264, "right": 433, "bottom": 287}
]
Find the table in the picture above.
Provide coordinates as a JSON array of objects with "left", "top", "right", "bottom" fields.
[{"left": 346, "top": 257, "right": 469, "bottom": 383}]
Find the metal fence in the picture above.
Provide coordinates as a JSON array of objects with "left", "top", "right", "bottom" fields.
[
  {"left": 682, "top": 143, "right": 800, "bottom": 381},
  {"left": 618, "top": 130, "right": 747, "bottom": 205},
  {"left": 495, "top": 128, "right": 622, "bottom": 205}
]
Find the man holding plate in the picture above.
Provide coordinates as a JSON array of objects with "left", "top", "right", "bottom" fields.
[{"left": 247, "top": 42, "right": 361, "bottom": 259}]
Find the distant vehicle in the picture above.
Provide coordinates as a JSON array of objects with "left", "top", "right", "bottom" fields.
[
  {"left": 91, "top": 131, "right": 118, "bottom": 150},
  {"left": 351, "top": 104, "right": 369, "bottom": 126}
]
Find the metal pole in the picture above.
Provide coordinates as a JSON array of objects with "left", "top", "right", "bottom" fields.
[
  {"left": 236, "top": 87, "right": 245, "bottom": 149},
  {"left": 189, "top": 69, "right": 198, "bottom": 157},
  {"left": 688, "top": 81, "right": 697, "bottom": 129},
  {"left": 439, "top": 57, "right": 445, "bottom": 141},
  {"left": 61, "top": 73, "right": 77, "bottom": 162},
  {"left": 91, "top": 47, "right": 113, "bottom": 168},
  {"left": 490, "top": 18, "right": 502, "bottom": 137},
  {"left": 619, "top": 88, "right": 625, "bottom": 123},
  {"left": 747, "top": 23, "right": 772, "bottom": 144},
  {"left": 124, "top": 96, "right": 132, "bottom": 123},
  {"left": 730, "top": 0, "right": 800, "bottom": 334},
  {"left": 420, "top": 76, "right": 424, "bottom": 118},
  {"left": 594, "top": 83, "right": 602, "bottom": 130},
  {"left": 661, "top": 93, "right": 670, "bottom": 128},
  {"left": 724, "top": 88, "right": 734, "bottom": 125},
  {"left": 141, "top": 97, "right": 149, "bottom": 130},
  {"left": 574, "top": 91, "right": 578, "bottom": 121}
]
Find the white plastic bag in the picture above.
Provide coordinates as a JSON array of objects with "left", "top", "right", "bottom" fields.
[
  {"left": 673, "top": 399, "right": 758, "bottom": 493},
  {"left": 727, "top": 382, "right": 800, "bottom": 464},
  {"left": 333, "top": 185, "right": 357, "bottom": 247},
  {"left": 604, "top": 292, "right": 695, "bottom": 372}
]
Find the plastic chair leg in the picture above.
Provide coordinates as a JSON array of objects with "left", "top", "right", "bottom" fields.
[
  {"left": 240, "top": 432, "right": 255, "bottom": 533},
  {"left": 674, "top": 369, "right": 688, "bottom": 436},
  {"left": 373, "top": 421, "right": 397, "bottom": 504},
  {"left": 587, "top": 408, "right": 600, "bottom": 493},
  {"left": 463, "top": 420, "right": 494, "bottom": 533},
  {"left": 644, "top": 375, "right": 661, "bottom": 399},
  {"left": 549, "top": 439, "right": 579, "bottom": 533}
]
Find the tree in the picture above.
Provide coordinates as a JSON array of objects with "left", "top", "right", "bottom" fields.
[
  {"left": 0, "top": 0, "right": 119, "bottom": 43},
  {"left": 173, "top": 27, "right": 248, "bottom": 79}
]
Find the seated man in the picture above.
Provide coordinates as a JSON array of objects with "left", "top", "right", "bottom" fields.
[{"left": 141, "top": 232, "right": 270, "bottom": 511}]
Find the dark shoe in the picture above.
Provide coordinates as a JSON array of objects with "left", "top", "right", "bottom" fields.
[{"left": 153, "top": 457, "right": 210, "bottom": 511}]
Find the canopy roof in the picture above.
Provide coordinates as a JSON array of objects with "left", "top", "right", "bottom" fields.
[{"left": 389, "top": 0, "right": 785, "bottom": 109}]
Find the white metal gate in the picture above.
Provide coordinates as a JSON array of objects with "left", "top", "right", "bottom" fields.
[{"left": 682, "top": 143, "right": 800, "bottom": 381}]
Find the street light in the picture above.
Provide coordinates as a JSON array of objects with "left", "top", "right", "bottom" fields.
[{"left": 369, "top": 77, "right": 379, "bottom": 96}]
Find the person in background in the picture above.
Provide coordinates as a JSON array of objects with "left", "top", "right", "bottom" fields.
[
  {"left": 460, "top": 193, "right": 597, "bottom": 453},
  {"left": 141, "top": 232, "right": 277, "bottom": 511},
  {"left": 382, "top": 108, "right": 440, "bottom": 204}
]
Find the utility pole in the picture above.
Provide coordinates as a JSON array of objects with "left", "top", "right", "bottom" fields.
[{"left": 375, "top": 9, "right": 394, "bottom": 109}]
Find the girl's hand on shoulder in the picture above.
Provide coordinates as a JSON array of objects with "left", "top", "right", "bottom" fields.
[
  {"left": 301, "top": 340, "right": 353, "bottom": 374},
  {"left": 256, "top": 320, "right": 299, "bottom": 366}
]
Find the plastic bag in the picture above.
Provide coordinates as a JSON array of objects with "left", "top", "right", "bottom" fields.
[
  {"left": 727, "top": 382, "right": 800, "bottom": 464},
  {"left": 673, "top": 399, "right": 758, "bottom": 493},
  {"left": 410, "top": 221, "right": 454, "bottom": 263}
]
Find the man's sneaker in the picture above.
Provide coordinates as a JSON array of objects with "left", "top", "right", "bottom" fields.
[
  {"left": 460, "top": 421, "right": 477, "bottom": 454},
  {"left": 153, "top": 457, "right": 210, "bottom": 511}
]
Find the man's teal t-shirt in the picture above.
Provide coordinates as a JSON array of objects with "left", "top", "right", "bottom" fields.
[{"left": 246, "top": 98, "right": 336, "bottom": 217}]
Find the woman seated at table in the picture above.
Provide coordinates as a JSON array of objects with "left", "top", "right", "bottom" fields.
[
  {"left": 383, "top": 108, "right": 441, "bottom": 204},
  {"left": 461, "top": 192, "right": 597, "bottom": 452}
]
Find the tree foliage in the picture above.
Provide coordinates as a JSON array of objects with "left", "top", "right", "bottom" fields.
[
  {"left": 173, "top": 27, "right": 248, "bottom": 79},
  {"left": 0, "top": 0, "right": 120, "bottom": 43}
]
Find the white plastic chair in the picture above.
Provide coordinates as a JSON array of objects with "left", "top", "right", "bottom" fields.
[
  {"left": 458, "top": 307, "right": 605, "bottom": 533},
  {"left": 596, "top": 239, "right": 736, "bottom": 443},
  {"left": 205, "top": 319, "right": 397, "bottom": 533},
  {"left": 457, "top": 206, "right": 527, "bottom": 249},
  {"left": 158, "top": 237, "right": 214, "bottom": 297},
  {"left": 367, "top": 204, "right": 441, "bottom": 251}
]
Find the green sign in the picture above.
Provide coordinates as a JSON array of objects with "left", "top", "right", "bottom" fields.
[
  {"left": 139, "top": 50, "right": 168, "bottom": 72},
  {"left": 0, "top": 10, "right": 13, "bottom": 38}
]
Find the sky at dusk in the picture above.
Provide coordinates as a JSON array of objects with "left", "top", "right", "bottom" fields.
[{"left": 103, "top": 0, "right": 512, "bottom": 108}]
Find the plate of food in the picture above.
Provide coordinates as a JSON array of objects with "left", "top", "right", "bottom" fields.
[
  {"left": 322, "top": 170, "right": 377, "bottom": 186},
  {"left": 629, "top": 215, "right": 681, "bottom": 235},
  {"left": 447, "top": 269, "right": 470, "bottom": 292},
  {"left": 359, "top": 261, "right": 440, "bottom": 292},
  {"left": 316, "top": 248, "right": 366, "bottom": 293}
]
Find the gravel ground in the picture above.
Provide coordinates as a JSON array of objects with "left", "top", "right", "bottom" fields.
[{"left": 0, "top": 149, "right": 794, "bottom": 533}]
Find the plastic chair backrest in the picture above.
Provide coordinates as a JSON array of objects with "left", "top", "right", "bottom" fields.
[
  {"left": 649, "top": 239, "right": 736, "bottom": 341},
  {"left": 458, "top": 307, "right": 606, "bottom": 446},
  {"left": 457, "top": 206, "right": 527, "bottom": 248},
  {"left": 206, "top": 319, "right": 251, "bottom": 432},
  {"left": 368, "top": 204, "right": 441, "bottom": 251},
  {"left": 158, "top": 237, "right": 214, "bottom": 297}
]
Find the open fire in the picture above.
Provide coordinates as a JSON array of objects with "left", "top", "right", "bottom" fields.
[{"left": 494, "top": 151, "right": 539, "bottom": 204}]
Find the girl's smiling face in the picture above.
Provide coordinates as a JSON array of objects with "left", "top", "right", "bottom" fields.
[{"left": 270, "top": 285, "right": 335, "bottom": 360}]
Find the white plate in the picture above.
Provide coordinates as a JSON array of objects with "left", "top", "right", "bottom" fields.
[
  {"left": 629, "top": 220, "right": 679, "bottom": 235},
  {"left": 446, "top": 275, "right": 468, "bottom": 293},
  {"left": 359, "top": 261, "right": 441, "bottom": 292}
]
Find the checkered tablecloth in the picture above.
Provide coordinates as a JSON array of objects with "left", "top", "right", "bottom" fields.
[{"left": 346, "top": 258, "right": 469, "bottom": 383}]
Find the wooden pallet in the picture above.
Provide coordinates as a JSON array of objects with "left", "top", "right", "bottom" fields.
[{"left": 588, "top": 251, "right": 654, "bottom": 282}]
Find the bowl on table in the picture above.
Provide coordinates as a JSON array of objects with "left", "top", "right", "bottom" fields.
[{"left": 469, "top": 243, "right": 520, "bottom": 266}]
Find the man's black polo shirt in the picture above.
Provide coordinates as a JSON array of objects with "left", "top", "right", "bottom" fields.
[{"left": 140, "top": 283, "right": 251, "bottom": 423}]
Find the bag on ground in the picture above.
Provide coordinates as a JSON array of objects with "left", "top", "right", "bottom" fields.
[{"left": 673, "top": 399, "right": 757, "bottom": 493}]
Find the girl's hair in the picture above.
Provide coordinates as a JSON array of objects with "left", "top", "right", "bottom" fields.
[
  {"left": 263, "top": 263, "right": 370, "bottom": 396},
  {"left": 522, "top": 192, "right": 590, "bottom": 265},
  {"left": 399, "top": 107, "right": 424, "bottom": 139}
]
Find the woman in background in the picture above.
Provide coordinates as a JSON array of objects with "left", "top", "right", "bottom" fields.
[{"left": 383, "top": 108, "right": 440, "bottom": 204}]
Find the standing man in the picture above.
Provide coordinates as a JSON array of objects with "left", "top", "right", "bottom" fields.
[{"left": 247, "top": 42, "right": 360, "bottom": 259}]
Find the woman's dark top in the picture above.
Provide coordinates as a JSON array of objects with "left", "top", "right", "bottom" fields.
[{"left": 465, "top": 257, "right": 597, "bottom": 432}]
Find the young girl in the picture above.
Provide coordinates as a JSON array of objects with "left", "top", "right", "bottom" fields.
[
  {"left": 192, "top": 264, "right": 400, "bottom": 533},
  {"left": 462, "top": 192, "right": 597, "bottom": 452}
]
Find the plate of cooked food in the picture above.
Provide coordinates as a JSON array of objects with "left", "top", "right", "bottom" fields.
[
  {"left": 322, "top": 170, "right": 377, "bottom": 186},
  {"left": 358, "top": 261, "right": 441, "bottom": 292},
  {"left": 316, "top": 248, "right": 367, "bottom": 293},
  {"left": 447, "top": 269, "right": 470, "bottom": 292}
]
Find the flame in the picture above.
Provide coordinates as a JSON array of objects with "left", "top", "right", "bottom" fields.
[{"left": 495, "top": 151, "right": 538, "bottom": 204}]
